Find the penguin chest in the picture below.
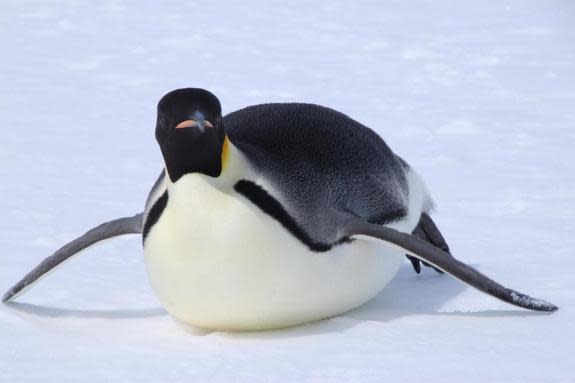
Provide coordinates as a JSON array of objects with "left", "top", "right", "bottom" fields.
[{"left": 143, "top": 176, "right": 403, "bottom": 330}]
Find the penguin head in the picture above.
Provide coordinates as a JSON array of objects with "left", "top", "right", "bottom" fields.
[{"left": 156, "top": 88, "right": 225, "bottom": 182}]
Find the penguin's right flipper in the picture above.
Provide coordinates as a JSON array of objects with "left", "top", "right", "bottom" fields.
[
  {"left": 2, "top": 213, "right": 143, "bottom": 303},
  {"left": 345, "top": 219, "right": 558, "bottom": 312}
]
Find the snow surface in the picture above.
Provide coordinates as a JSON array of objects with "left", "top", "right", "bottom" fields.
[{"left": 1, "top": 0, "right": 574, "bottom": 382}]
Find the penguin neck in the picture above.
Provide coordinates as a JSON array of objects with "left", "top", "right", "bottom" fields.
[{"left": 165, "top": 136, "right": 251, "bottom": 194}]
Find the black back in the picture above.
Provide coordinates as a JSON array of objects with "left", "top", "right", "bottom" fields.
[{"left": 224, "top": 103, "right": 409, "bottom": 246}]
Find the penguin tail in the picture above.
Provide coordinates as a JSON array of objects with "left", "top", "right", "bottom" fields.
[
  {"left": 2, "top": 213, "right": 143, "bottom": 303},
  {"left": 344, "top": 219, "right": 558, "bottom": 312}
]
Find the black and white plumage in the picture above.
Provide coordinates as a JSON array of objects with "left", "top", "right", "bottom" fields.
[
  {"left": 225, "top": 103, "right": 412, "bottom": 250},
  {"left": 3, "top": 88, "right": 557, "bottom": 331}
]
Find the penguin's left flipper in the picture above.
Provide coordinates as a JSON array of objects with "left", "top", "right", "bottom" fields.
[
  {"left": 2, "top": 213, "right": 143, "bottom": 303},
  {"left": 408, "top": 213, "right": 449, "bottom": 274},
  {"left": 344, "top": 220, "right": 558, "bottom": 312}
]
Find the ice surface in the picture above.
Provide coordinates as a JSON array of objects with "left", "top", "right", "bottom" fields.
[{"left": 1, "top": 1, "right": 574, "bottom": 382}]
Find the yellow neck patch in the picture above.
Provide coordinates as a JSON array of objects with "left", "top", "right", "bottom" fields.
[{"left": 221, "top": 136, "right": 230, "bottom": 173}]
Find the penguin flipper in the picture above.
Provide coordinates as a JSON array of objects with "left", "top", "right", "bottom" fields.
[
  {"left": 344, "top": 220, "right": 558, "bottom": 312},
  {"left": 2, "top": 213, "right": 143, "bottom": 303}
]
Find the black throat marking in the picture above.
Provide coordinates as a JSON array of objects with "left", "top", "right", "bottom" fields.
[
  {"left": 234, "top": 180, "right": 352, "bottom": 252},
  {"left": 143, "top": 191, "right": 168, "bottom": 242}
]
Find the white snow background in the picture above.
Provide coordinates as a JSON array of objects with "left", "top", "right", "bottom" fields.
[{"left": 1, "top": 1, "right": 574, "bottom": 382}]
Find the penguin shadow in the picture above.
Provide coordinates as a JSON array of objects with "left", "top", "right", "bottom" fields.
[
  {"left": 343, "top": 264, "right": 466, "bottom": 323},
  {"left": 345, "top": 264, "right": 550, "bottom": 323},
  {"left": 5, "top": 301, "right": 167, "bottom": 320}
]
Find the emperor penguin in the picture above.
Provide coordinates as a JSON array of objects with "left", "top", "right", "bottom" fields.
[{"left": 3, "top": 88, "right": 557, "bottom": 331}]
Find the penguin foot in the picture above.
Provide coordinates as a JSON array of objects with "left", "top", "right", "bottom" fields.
[{"left": 407, "top": 213, "right": 450, "bottom": 274}]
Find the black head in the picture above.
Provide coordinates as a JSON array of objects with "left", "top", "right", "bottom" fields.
[{"left": 156, "top": 88, "right": 225, "bottom": 182}]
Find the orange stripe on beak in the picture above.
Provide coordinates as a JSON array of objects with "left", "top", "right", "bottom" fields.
[
  {"left": 175, "top": 120, "right": 198, "bottom": 129},
  {"left": 175, "top": 119, "right": 214, "bottom": 129}
]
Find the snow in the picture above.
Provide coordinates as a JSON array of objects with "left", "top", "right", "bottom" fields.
[{"left": 1, "top": 0, "right": 574, "bottom": 381}]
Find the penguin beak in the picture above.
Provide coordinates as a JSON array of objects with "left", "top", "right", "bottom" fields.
[{"left": 175, "top": 118, "right": 214, "bottom": 132}]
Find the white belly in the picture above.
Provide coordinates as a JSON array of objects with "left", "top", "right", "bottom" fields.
[{"left": 144, "top": 172, "right": 427, "bottom": 331}]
